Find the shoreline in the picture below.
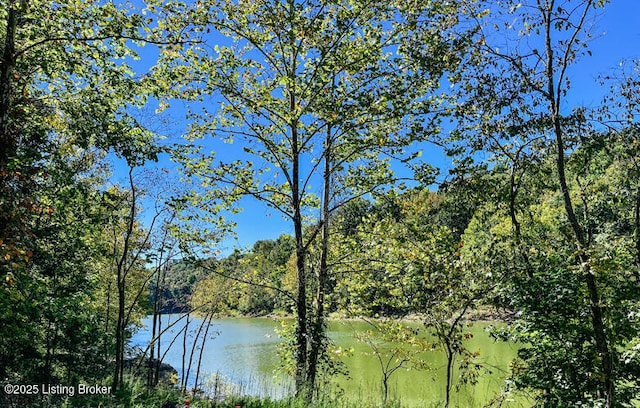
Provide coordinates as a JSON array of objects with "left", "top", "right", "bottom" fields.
[{"left": 194, "top": 305, "right": 516, "bottom": 325}]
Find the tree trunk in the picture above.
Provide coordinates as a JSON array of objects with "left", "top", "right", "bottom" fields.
[
  {"left": 445, "top": 342, "right": 454, "bottom": 408},
  {"left": 382, "top": 372, "right": 389, "bottom": 405},
  {"left": 0, "top": 0, "right": 18, "bottom": 172},
  {"left": 633, "top": 185, "right": 640, "bottom": 293},
  {"left": 181, "top": 313, "right": 190, "bottom": 393},
  {"left": 112, "top": 168, "right": 137, "bottom": 392},
  {"left": 186, "top": 311, "right": 210, "bottom": 392},
  {"left": 541, "top": 3, "right": 613, "bottom": 403},
  {"left": 287, "top": 21, "right": 308, "bottom": 392},
  {"left": 0, "top": 0, "right": 21, "bottom": 245},
  {"left": 150, "top": 252, "right": 166, "bottom": 386},
  {"left": 194, "top": 311, "right": 214, "bottom": 391},
  {"left": 112, "top": 281, "right": 125, "bottom": 391},
  {"left": 550, "top": 100, "right": 613, "bottom": 408},
  {"left": 306, "top": 121, "right": 333, "bottom": 393},
  {"left": 292, "top": 161, "right": 308, "bottom": 396},
  {"left": 508, "top": 161, "right": 533, "bottom": 278}
]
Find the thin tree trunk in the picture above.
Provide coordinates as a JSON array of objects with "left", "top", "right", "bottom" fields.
[
  {"left": 181, "top": 313, "right": 190, "bottom": 393},
  {"left": 155, "top": 271, "right": 166, "bottom": 386},
  {"left": 550, "top": 89, "right": 613, "bottom": 408},
  {"left": 540, "top": 3, "right": 613, "bottom": 404},
  {"left": 382, "top": 372, "right": 389, "bottom": 405},
  {"left": 112, "top": 168, "right": 137, "bottom": 392},
  {"left": 149, "top": 260, "right": 163, "bottom": 386},
  {"left": 194, "top": 311, "right": 214, "bottom": 392},
  {"left": 186, "top": 311, "right": 210, "bottom": 392},
  {"left": 113, "top": 282, "right": 125, "bottom": 391},
  {"left": 508, "top": 161, "right": 533, "bottom": 278},
  {"left": 444, "top": 342, "right": 454, "bottom": 408},
  {"left": 548, "top": 63, "right": 613, "bottom": 408},
  {"left": 105, "top": 278, "right": 112, "bottom": 360}
]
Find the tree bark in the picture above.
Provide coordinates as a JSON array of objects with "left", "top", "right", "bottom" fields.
[
  {"left": 537, "top": 2, "right": 613, "bottom": 404},
  {"left": 306, "top": 119, "right": 333, "bottom": 393},
  {"left": 543, "top": 10, "right": 613, "bottom": 405},
  {"left": 0, "top": 0, "right": 20, "bottom": 244},
  {"left": 0, "top": 0, "right": 18, "bottom": 170},
  {"left": 290, "top": 107, "right": 308, "bottom": 398},
  {"left": 444, "top": 341, "right": 454, "bottom": 408}
]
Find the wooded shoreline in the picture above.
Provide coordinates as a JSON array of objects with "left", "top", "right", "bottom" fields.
[{"left": 3, "top": 1, "right": 640, "bottom": 407}]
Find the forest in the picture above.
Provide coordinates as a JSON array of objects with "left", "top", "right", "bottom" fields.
[{"left": 1, "top": 0, "right": 640, "bottom": 407}]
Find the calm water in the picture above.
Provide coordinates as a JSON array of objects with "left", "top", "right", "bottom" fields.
[{"left": 130, "top": 315, "right": 527, "bottom": 407}]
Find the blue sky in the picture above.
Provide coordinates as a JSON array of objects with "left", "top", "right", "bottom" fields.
[
  {"left": 114, "top": 0, "right": 640, "bottom": 254},
  {"left": 567, "top": 1, "right": 640, "bottom": 106}
]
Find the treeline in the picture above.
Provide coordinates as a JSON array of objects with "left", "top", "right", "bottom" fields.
[
  {"left": 183, "top": 187, "right": 473, "bottom": 318},
  {"left": 151, "top": 260, "right": 208, "bottom": 314}
]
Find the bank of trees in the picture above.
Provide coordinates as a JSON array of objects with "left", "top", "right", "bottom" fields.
[
  {"left": 189, "top": 235, "right": 296, "bottom": 316},
  {"left": 450, "top": 1, "right": 640, "bottom": 405},
  {"left": 0, "top": 0, "right": 182, "bottom": 403},
  {"left": 2, "top": 0, "right": 640, "bottom": 406}
]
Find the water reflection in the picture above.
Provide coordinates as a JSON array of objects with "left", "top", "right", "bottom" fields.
[
  {"left": 130, "top": 314, "right": 292, "bottom": 398},
  {"left": 130, "top": 315, "right": 522, "bottom": 407}
]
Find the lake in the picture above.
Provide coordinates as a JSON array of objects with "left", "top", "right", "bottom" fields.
[{"left": 130, "top": 315, "right": 529, "bottom": 407}]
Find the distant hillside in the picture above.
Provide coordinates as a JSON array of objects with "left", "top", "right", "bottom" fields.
[{"left": 149, "top": 259, "right": 208, "bottom": 314}]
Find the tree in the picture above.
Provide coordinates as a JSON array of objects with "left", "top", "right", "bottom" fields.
[
  {"left": 353, "top": 319, "right": 428, "bottom": 405},
  {"left": 450, "top": 1, "right": 631, "bottom": 405},
  {"left": 0, "top": 0, "right": 159, "bottom": 393},
  {"left": 157, "top": 0, "right": 468, "bottom": 397},
  {"left": 189, "top": 234, "right": 295, "bottom": 316},
  {"left": 0, "top": 0, "right": 205, "bottom": 398},
  {"left": 333, "top": 189, "right": 490, "bottom": 407},
  {"left": 0, "top": 139, "right": 112, "bottom": 388},
  {"left": 148, "top": 209, "right": 182, "bottom": 387},
  {"left": 461, "top": 145, "right": 640, "bottom": 405},
  {"left": 101, "top": 161, "right": 193, "bottom": 393},
  {"left": 599, "top": 60, "right": 640, "bottom": 293}
]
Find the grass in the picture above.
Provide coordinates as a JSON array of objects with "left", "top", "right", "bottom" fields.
[
  {"left": 13, "top": 381, "right": 402, "bottom": 408},
  {"left": 208, "top": 395, "right": 406, "bottom": 408},
  {"left": 2, "top": 373, "right": 459, "bottom": 408}
]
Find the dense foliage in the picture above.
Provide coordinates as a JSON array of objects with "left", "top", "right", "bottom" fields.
[{"left": 0, "top": 0, "right": 177, "bottom": 404}]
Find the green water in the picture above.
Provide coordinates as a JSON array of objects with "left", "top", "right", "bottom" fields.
[
  {"left": 328, "top": 320, "right": 521, "bottom": 407},
  {"left": 133, "top": 316, "right": 528, "bottom": 407}
]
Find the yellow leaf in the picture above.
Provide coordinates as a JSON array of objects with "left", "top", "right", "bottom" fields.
[{"left": 5, "top": 272, "right": 16, "bottom": 285}]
